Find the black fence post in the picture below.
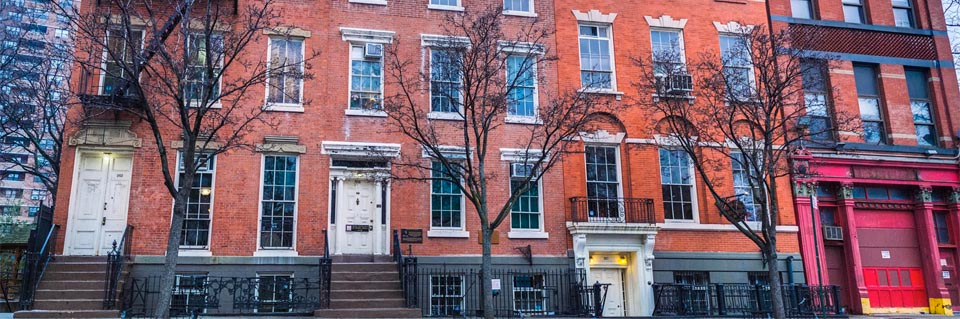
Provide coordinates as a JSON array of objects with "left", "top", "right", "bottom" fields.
[
  {"left": 716, "top": 283, "right": 726, "bottom": 316},
  {"left": 592, "top": 282, "right": 603, "bottom": 318},
  {"left": 753, "top": 284, "right": 764, "bottom": 314},
  {"left": 831, "top": 285, "right": 841, "bottom": 314}
]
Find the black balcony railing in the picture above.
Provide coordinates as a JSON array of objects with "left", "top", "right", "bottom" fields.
[
  {"left": 569, "top": 197, "right": 655, "bottom": 224},
  {"left": 653, "top": 283, "right": 844, "bottom": 318},
  {"left": 77, "top": 68, "right": 145, "bottom": 110}
]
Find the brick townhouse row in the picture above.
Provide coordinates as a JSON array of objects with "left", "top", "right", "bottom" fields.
[{"left": 52, "top": 0, "right": 960, "bottom": 316}]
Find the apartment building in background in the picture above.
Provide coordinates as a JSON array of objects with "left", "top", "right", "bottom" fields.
[{"left": 774, "top": 0, "right": 960, "bottom": 315}]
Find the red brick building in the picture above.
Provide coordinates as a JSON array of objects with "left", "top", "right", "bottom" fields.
[{"left": 773, "top": 0, "right": 960, "bottom": 315}]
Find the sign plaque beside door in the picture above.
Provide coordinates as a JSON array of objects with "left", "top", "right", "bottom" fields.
[{"left": 401, "top": 229, "right": 423, "bottom": 243}]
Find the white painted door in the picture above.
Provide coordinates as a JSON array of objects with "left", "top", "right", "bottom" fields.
[
  {"left": 67, "top": 152, "right": 133, "bottom": 256},
  {"left": 588, "top": 268, "right": 625, "bottom": 317},
  {"left": 339, "top": 179, "right": 377, "bottom": 254}
]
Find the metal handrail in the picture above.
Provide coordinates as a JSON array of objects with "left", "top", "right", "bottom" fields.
[
  {"left": 19, "top": 224, "right": 59, "bottom": 310},
  {"left": 103, "top": 225, "right": 133, "bottom": 309},
  {"left": 393, "top": 230, "right": 417, "bottom": 308},
  {"left": 318, "top": 230, "right": 331, "bottom": 309}
]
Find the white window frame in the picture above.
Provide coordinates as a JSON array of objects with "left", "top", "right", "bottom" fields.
[
  {"left": 507, "top": 162, "right": 547, "bottom": 239},
  {"left": 264, "top": 37, "right": 305, "bottom": 112},
  {"left": 658, "top": 148, "right": 700, "bottom": 223},
  {"left": 512, "top": 274, "right": 546, "bottom": 315},
  {"left": 427, "top": 160, "right": 468, "bottom": 238},
  {"left": 505, "top": 54, "right": 540, "bottom": 123},
  {"left": 349, "top": 0, "right": 387, "bottom": 5},
  {"left": 429, "top": 275, "right": 466, "bottom": 316},
  {"left": 185, "top": 33, "right": 224, "bottom": 108},
  {"left": 173, "top": 152, "right": 216, "bottom": 253},
  {"left": 254, "top": 154, "right": 300, "bottom": 256},
  {"left": 255, "top": 273, "right": 294, "bottom": 313},
  {"left": 718, "top": 33, "right": 756, "bottom": 101},
  {"left": 730, "top": 151, "right": 762, "bottom": 224},
  {"left": 428, "top": 0, "right": 463, "bottom": 11},
  {"left": 172, "top": 273, "right": 208, "bottom": 316},
  {"left": 583, "top": 145, "right": 625, "bottom": 222},
  {"left": 427, "top": 47, "right": 465, "bottom": 119},
  {"left": 503, "top": 0, "right": 536, "bottom": 17},
  {"left": 345, "top": 43, "right": 386, "bottom": 117},
  {"left": 650, "top": 27, "right": 687, "bottom": 76},
  {"left": 577, "top": 23, "right": 617, "bottom": 92},
  {"left": 99, "top": 28, "right": 145, "bottom": 96}
]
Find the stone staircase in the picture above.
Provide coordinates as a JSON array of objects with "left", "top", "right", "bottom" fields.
[
  {"left": 14, "top": 256, "right": 121, "bottom": 318},
  {"left": 314, "top": 259, "right": 420, "bottom": 318}
]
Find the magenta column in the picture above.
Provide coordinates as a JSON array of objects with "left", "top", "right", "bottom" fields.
[
  {"left": 793, "top": 180, "right": 825, "bottom": 285},
  {"left": 837, "top": 184, "right": 869, "bottom": 314},
  {"left": 915, "top": 187, "right": 953, "bottom": 315}
]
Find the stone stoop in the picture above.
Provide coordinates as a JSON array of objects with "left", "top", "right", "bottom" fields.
[
  {"left": 14, "top": 256, "right": 121, "bottom": 319},
  {"left": 314, "top": 262, "right": 421, "bottom": 318}
]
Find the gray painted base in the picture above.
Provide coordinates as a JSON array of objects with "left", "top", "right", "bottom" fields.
[{"left": 652, "top": 251, "right": 805, "bottom": 284}]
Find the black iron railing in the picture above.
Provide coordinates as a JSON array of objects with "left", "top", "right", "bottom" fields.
[
  {"left": 77, "top": 67, "right": 144, "bottom": 110},
  {"left": 121, "top": 276, "right": 327, "bottom": 317},
  {"left": 393, "top": 230, "right": 418, "bottom": 308},
  {"left": 103, "top": 225, "right": 133, "bottom": 309},
  {"left": 318, "top": 230, "right": 331, "bottom": 309},
  {"left": 653, "top": 283, "right": 844, "bottom": 317},
  {"left": 1, "top": 271, "right": 18, "bottom": 312},
  {"left": 569, "top": 197, "right": 655, "bottom": 224},
  {"left": 18, "top": 223, "right": 59, "bottom": 310}
]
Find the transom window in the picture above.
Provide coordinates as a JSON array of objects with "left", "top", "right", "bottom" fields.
[
  {"left": 660, "top": 148, "right": 695, "bottom": 221},
  {"left": 430, "top": 275, "right": 464, "bottom": 316},
  {"left": 731, "top": 152, "right": 761, "bottom": 222},
  {"left": 185, "top": 34, "right": 223, "bottom": 104},
  {"left": 719, "top": 34, "right": 753, "bottom": 100},
  {"left": 349, "top": 44, "right": 383, "bottom": 111},
  {"left": 850, "top": 186, "right": 910, "bottom": 201},
  {"left": 510, "top": 163, "right": 540, "bottom": 230},
  {"left": 260, "top": 155, "right": 298, "bottom": 249},
  {"left": 503, "top": 0, "right": 533, "bottom": 13},
  {"left": 892, "top": 0, "right": 915, "bottom": 28},
  {"left": 651, "top": 29, "right": 685, "bottom": 75},
  {"left": 842, "top": 0, "right": 866, "bottom": 24},
  {"left": 507, "top": 55, "right": 537, "bottom": 117},
  {"left": 178, "top": 153, "right": 215, "bottom": 249},
  {"left": 257, "top": 274, "right": 293, "bottom": 313},
  {"left": 101, "top": 29, "right": 143, "bottom": 96},
  {"left": 430, "top": 49, "right": 462, "bottom": 113},
  {"left": 585, "top": 146, "right": 621, "bottom": 221},
  {"left": 578, "top": 25, "right": 614, "bottom": 89},
  {"left": 431, "top": 161, "right": 463, "bottom": 229},
  {"left": 267, "top": 38, "right": 304, "bottom": 106},
  {"left": 853, "top": 64, "right": 885, "bottom": 144},
  {"left": 906, "top": 67, "right": 936, "bottom": 146}
]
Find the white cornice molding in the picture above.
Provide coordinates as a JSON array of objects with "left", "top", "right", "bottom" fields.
[
  {"left": 498, "top": 40, "right": 546, "bottom": 55},
  {"left": 572, "top": 9, "right": 617, "bottom": 24},
  {"left": 321, "top": 141, "right": 401, "bottom": 158},
  {"left": 645, "top": 15, "right": 687, "bottom": 29},
  {"left": 422, "top": 145, "right": 471, "bottom": 159},
  {"left": 713, "top": 21, "right": 755, "bottom": 34},
  {"left": 340, "top": 27, "right": 395, "bottom": 44},
  {"left": 499, "top": 148, "right": 549, "bottom": 162},
  {"left": 421, "top": 34, "right": 471, "bottom": 47},
  {"left": 579, "top": 130, "right": 625, "bottom": 144}
]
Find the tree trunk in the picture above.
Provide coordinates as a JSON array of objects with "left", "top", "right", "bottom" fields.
[
  {"left": 481, "top": 224, "right": 494, "bottom": 319},
  {"left": 766, "top": 243, "right": 786, "bottom": 319},
  {"left": 153, "top": 193, "right": 187, "bottom": 318}
]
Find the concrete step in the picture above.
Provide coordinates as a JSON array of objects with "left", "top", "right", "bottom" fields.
[
  {"left": 314, "top": 307, "right": 421, "bottom": 318},
  {"left": 330, "top": 298, "right": 406, "bottom": 309},
  {"left": 330, "top": 289, "right": 403, "bottom": 299},
  {"left": 331, "top": 255, "right": 392, "bottom": 263},
  {"left": 50, "top": 256, "right": 108, "bottom": 263},
  {"left": 332, "top": 271, "right": 397, "bottom": 281},
  {"left": 14, "top": 310, "right": 119, "bottom": 318},
  {"left": 32, "top": 299, "right": 102, "bottom": 311},
  {"left": 331, "top": 262, "right": 395, "bottom": 272},
  {"left": 45, "top": 263, "right": 109, "bottom": 272},
  {"left": 34, "top": 289, "right": 102, "bottom": 300},
  {"left": 42, "top": 271, "right": 107, "bottom": 281},
  {"left": 331, "top": 280, "right": 400, "bottom": 290},
  {"left": 38, "top": 280, "right": 103, "bottom": 290}
]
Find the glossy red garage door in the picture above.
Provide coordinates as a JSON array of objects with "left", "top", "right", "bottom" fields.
[{"left": 863, "top": 268, "right": 926, "bottom": 308}]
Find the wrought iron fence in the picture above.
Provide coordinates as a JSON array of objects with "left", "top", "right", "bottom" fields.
[
  {"left": 569, "top": 197, "right": 656, "bottom": 224},
  {"left": 393, "top": 230, "right": 418, "bottom": 308},
  {"left": 103, "top": 224, "right": 133, "bottom": 309},
  {"left": 410, "top": 266, "right": 600, "bottom": 318},
  {"left": 1, "top": 271, "right": 19, "bottom": 312},
  {"left": 653, "top": 283, "right": 844, "bottom": 318},
  {"left": 18, "top": 223, "right": 58, "bottom": 310}
]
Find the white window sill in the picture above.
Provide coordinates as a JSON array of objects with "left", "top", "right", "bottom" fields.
[
  {"left": 428, "top": 4, "right": 464, "bottom": 11},
  {"left": 345, "top": 109, "right": 388, "bottom": 117},
  {"left": 664, "top": 219, "right": 698, "bottom": 224},
  {"left": 504, "top": 115, "right": 542, "bottom": 125},
  {"left": 578, "top": 88, "right": 624, "bottom": 96},
  {"left": 188, "top": 101, "right": 222, "bottom": 109},
  {"left": 178, "top": 249, "right": 212, "bottom": 257},
  {"left": 427, "top": 111, "right": 464, "bottom": 121},
  {"left": 503, "top": 11, "right": 537, "bottom": 17},
  {"left": 507, "top": 230, "right": 549, "bottom": 239},
  {"left": 264, "top": 104, "right": 305, "bottom": 113},
  {"left": 349, "top": 0, "right": 387, "bottom": 4},
  {"left": 253, "top": 249, "right": 299, "bottom": 257},
  {"left": 427, "top": 229, "right": 470, "bottom": 238}
]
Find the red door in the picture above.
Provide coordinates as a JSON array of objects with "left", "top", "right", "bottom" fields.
[
  {"left": 940, "top": 249, "right": 960, "bottom": 306},
  {"left": 863, "top": 267, "right": 927, "bottom": 308},
  {"left": 825, "top": 246, "right": 850, "bottom": 307}
]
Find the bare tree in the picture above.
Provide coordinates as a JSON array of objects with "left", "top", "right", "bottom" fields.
[
  {"left": 56, "top": 0, "right": 316, "bottom": 316},
  {"left": 382, "top": 5, "right": 609, "bottom": 319},
  {"left": 633, "top": 25, "right": 855, "bottom": 319}
]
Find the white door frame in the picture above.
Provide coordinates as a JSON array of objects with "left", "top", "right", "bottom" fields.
[
  {"left": 329, "top": 167, "right": 391, "bottom": 255},
  {"left": 63, "top": 148, "right": 134, "bottom": 256}
]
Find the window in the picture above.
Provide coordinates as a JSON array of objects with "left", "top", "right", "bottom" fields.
[
  {"left": 260, "top": 155, "right": 297, "bottom": 249},
  {"left": 578, "top": 25, "right": 614, "bottom": 89},
  {"left": 257, "top": 274, "right": 293, "bottom": 313},
  {"left": 674, "top": 271, "right": 709, "bottom": 285},
  {"left": 660, "top": 149, "right": 695, "bottom": 221},
  {"left": 27, "top": 206, "right": 39, "bottom": 217},
  {"left": 850, "top": 186, "right": 910, "bottom": 201},
  {"left": 510, "top": 163, "right": 540, "bottom": 230},
  {"left": 906, "top": 68, "right": 936, "bottom": 146},
  {"left": 853, "top": 64, "right": 885, "bottom": 144},
  {"left": 54, "top": 29, "right": 68, "bottom": 39},
  {"left": 748, "top": 272, "right": 771, "bottom": 285},
  {"left": 585, "top": 146, "right": 621, "bottom": 221},
  {"left": 185, "top": 34, "right": 223, "bottom": 104},
  {"left": 349, "top": 44, "right": 383, "bottom": 111},
  {"left": 101, "top": 29, "right": 143, "bottom": 96},
  {"left": 503, "top": 0, "right": 533, "bottom": 14},
  {"left": 1, "top": 153, "right": 27, "bottom": 164},
  {"left": 513, "top": 274, "right": 545, "bottom": 314},
  {"left": 267, "top": 38, "right": 304, "bottom": 106},
  {"left": 651, "top": 29, "right": 685, "bottom": 75},
  {"left": 171, "top": 274, "right": 207, "bottom": 316},
  {"left": 1, "top": 188, "right": 21, "bottom": 199},
  {"left": 934, "top": 212, "right": 950, "bottom": 244},
  {"left": 1, "top": 206, "right": 19, "bottom": 215},
  {"left": 731, "top": 152, "right": 761, "bottom": 222},
  {"left": 819, "top": 207, "right": 837, "bottom": 226},
  {"left": 842, "top": 0, "right": 866, "bottom": 24},
  {"left": 892, "top": 0, "right": 915, "bottom": 28},
  {"left": 3, "top": 136, "right": 27, "bottom": 147},
  {"left": 29, "top": 189, "right": 43, "bottom": 200},
  {"left": 430, "top": 0, "right": 460, "bottom": 7},
  {"left": 430, "top": 49, "right": 462, "bottom": 113},
  {"left": 178, "top": 153, "right": 215, "bottom": 249},
  {"left": 506, "top": 55, "right": 537, "bottom": 117},
  {"left": 35, "top": 154, "right": 49, "bottom": 167},
  {"left": 430, "top": 275, "right": 464, "bottom": 316},
  {"left": 431, "top": 161, "right": 462, "bottom": 229},
  {"left": 719, "top": 34, "right": 753, "bottom": 100},
  {"left": 802, "top": 61, "right": 833, "bottom": 141},
  {"left": 2, "top": 171, "right": 24, "bottom": 181}
]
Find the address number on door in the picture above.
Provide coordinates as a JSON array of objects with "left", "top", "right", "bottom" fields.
[{"left": 347, "top": 225, "right": 372, "bottom": 232}]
